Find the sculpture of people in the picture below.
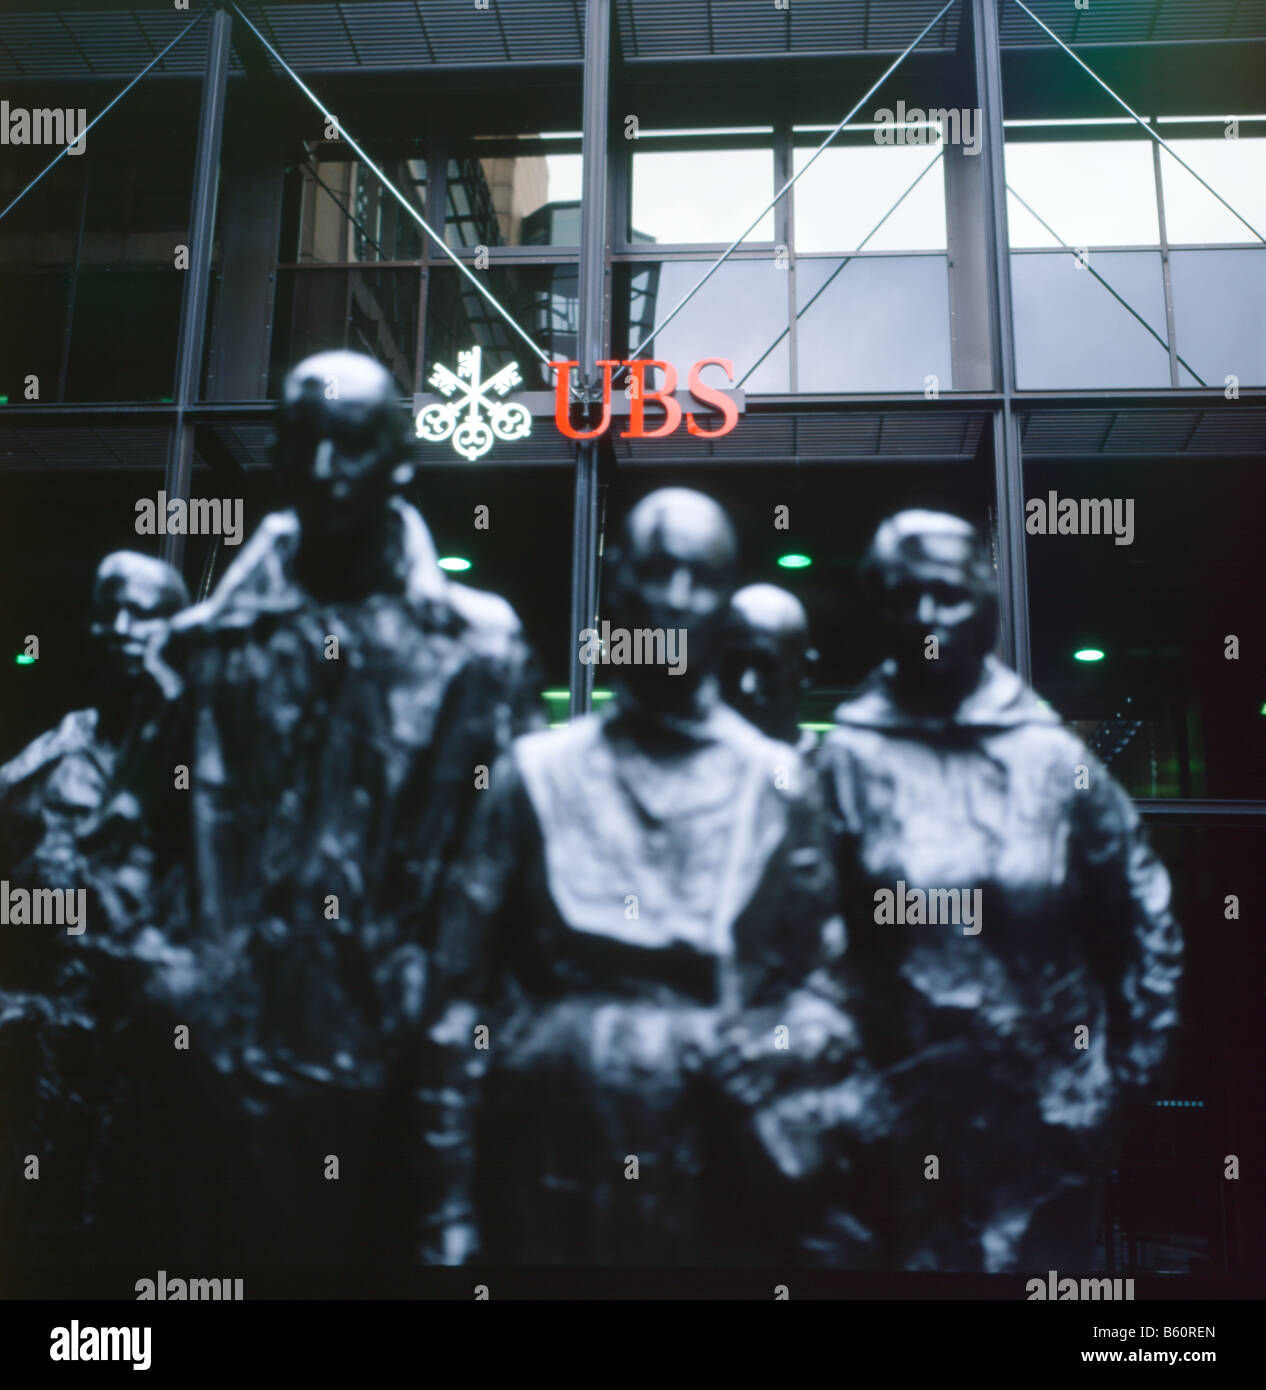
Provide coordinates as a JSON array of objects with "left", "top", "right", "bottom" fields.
[
  {"left": 722, "top": 582, "right": 818, "bottom": 750},
  {"left": 106, "top": 349, "right": 540, "bottom": 1276},
  {"left": 419, "top": 487, "right": 850, "bottom": 1267},
  {"left": 0, "top": 552, "right": 188, "bottom": 1272},
  {"left": 816, "top": 510, "right": 1182, "bottom": 1271}
]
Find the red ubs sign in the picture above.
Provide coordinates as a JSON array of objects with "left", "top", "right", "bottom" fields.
[{"left": 550, "top": 358, "right": 739, "bottom": 440}]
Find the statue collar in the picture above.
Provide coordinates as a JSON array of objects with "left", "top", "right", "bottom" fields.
[{"left": 832, "top": 655, "right": 1062, "bottom": 734}]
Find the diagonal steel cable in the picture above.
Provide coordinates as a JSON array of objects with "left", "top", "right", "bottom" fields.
[
  {"left": 0, "top": 7, "right": 209, "bottom": 225},
  {"left": 1006, "top": 183, "right": 1207, "bottom": 385},
  {"left": 736, "top": 147, "right": 945, "bottom": 389},
  {"left": 621, "top": 0, "right": 958, "bottom": 372},
  {"left": 1012, "top": 0, "right": 1265, "bottom": 244},
  {"left": 230, "top": 1, "right": 553, "bottom": 369}
]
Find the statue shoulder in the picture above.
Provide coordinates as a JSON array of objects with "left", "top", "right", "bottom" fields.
[
  {"left": 0, "top": 709, "right": 98, "bottom": 792},
  {"left": 444, "top": 581, "right": 524, "bottom": 651}
]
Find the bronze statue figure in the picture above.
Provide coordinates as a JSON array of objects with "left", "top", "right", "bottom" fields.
[
  {"left": 816, "top": 510, "right": 1183, "bottom": 1271},
  {"left": 419, "top": 487, "right": 851, "bottom": 1266},
  {"left": 722, "top": 582, "right": 818, "bottom": 749},
  {"left": 0, "top": 552, "right": 189, "bottom": 1271},
  {"left": 99, "top": 349, "right": 540, "bottom": 1274}
]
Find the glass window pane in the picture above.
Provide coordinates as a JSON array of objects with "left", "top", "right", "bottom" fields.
[
  {"left": 629, "top": 149, "right": 775, "bottom": 244},
  {"left": 796, "top": 254, "right": 951, "bottom": 392},
  {"left": 65, "top": 270, "right": 182, "bottom": 402},
  {"left": 1159, "top": 138, "right": 1266, "bottom": 244},
  {"left": 425, "top": 263, "right": 578, "bottom": 392},
  {"left": 0, "top": 271, "right": 69, "bottom": 403},
  {"left": 1005, "top": 140, "right": 1160, "bottom": 246},
  {"left": 446, "top": 150, "right": 582, "bottom": 248},
  {"left": 1012, "top": 250, "right": 1171, "bottom": 388},
  {"left": 268, "top": 267, "right": 421, "bottom": 397},
  {"left": 1025, "top": 456, "right": 1266, "bottom": 798},
  {"left": 615, "top": 260, "right": 788, "bottom": 392},
  {"left": 792, "top": 143, "right": 947, "bottom": 252},
  {"left": 293, "top": 156, "right": 426, "bottom": 263},
  {"left": 1170, "top": 248, "right": 1266, "bottom": 388}
]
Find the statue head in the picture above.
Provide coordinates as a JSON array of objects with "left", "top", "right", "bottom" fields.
[
  {"left": 89, "top": 551, "right": 190, "bottom": 688},
  {"left": 861, "top": 510, "right": 997, "bottom": 695},
  {"left": 605, "top": 488, "right": 738, "bottom": 714},
  {"left": 275, "top": 350, "right": 412, "bottom": 540},
  {"left": 722, "top": 584, "right": 816, "bottom": 743}
]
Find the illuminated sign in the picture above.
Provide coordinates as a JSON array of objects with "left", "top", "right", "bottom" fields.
[
  {"left": 415, "top": 347, "right": 531, "bottom": 461},
  {"left": 412, "top": 353, "right": 743, "bottom": 458},
  {"left": 550, "top": 359, "right": 740, "bottom": 440}
]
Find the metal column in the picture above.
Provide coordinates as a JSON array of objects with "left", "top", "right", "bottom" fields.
[
  {"left": 162, "top": 3, "right": 232, "bottom": 573},
  {"left": 971, "top": 0, "right": 1030, "bottom": 681},
  {"left": 568, "top": 0, "right": 611, "bottom": 720}
]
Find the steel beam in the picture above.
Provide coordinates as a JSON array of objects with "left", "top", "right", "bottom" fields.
[
  {"left": 972, "top": 0, "right": 1030, "bottom": 681},
  {"left": 567, "top": 0, "right": 611, "bottom": 721},
  {"left": 162, "top": 3, "right": 232, "bottom": 572}
]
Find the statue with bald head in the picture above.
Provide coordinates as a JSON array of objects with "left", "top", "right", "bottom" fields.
[
  {"left": 117, "top": 349, "right": 540, "bottom": 1276},
  {"left": 419, "top": 487, "right": 850, "bottom": 1266},
  {"left": 815, "top": 510, "right": 1182, "bottom": 1272},
  {"left": 722, "top": 583, "right": 818, "bottom": 747},
  {"left": 0, "top": 550, "right": 188, "bottom": 1272}
]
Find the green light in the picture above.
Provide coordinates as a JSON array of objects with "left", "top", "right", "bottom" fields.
[
  {"left": 542, "top": 689, "right": 614, "bottom": 702},
  {"left": 799, "top": 722, "right": 835, "bottom": 732},
  {"left": 437, "top": 556, "right": 471, "bottom": 572},
  {"left": 777, "top": 554, "right": 812, "bottom": 570},
  {"left": 1259, "top": 702, "right": 1266, "bottom": 716},
  {"left": 1074, "top": 648, "right": 1105, "bottom": 663},
  {"left": 0, "top": 395, "right": 8, "bottom": 405},
  {"left": 15, "top": 654, "right": 36, "bottom": 665}
]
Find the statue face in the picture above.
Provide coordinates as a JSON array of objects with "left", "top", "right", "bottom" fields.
[
  {"left": 878, "top": 533, "right": 994, "bottom": 679},
  {"left": 722, "top": 586, "right": 811, "bottom": 740},
  {"left": 608, "top": 490, "right": 737, "bottom": 708},
  {"left": 277, "top": 353, "right": 407, "bottom": 540},
  {"left": 90, "top": 556, "right": 186, "bottom": 685}
]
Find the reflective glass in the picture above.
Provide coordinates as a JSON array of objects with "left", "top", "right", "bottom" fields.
[
  {"left": 1159, "top": 138, "right": 1266, "bottom": 245},
  {"left": 1012, "top": 250, "right": 1171, "bottom": 388},
  {"left": 628, "top": 148, "right": 775, "bottom": 244},
  {"left": 293, "top": 156, "right": 426, "bottom": 263},
  {"left": 791, "top": 142, "right": 947, "bottom": 252},
  {"left": 1170, "top": 249, "right": 1266, "bottom": 388},
  {"left": 796, "top": 254, "right": 952, "bottom": 392},
  {"left": 614, "top": 260, "right": 788, "bottom": 392},
  {"left": 446, "top": 151, "right": 582, "bottom": 248},
  {"left": 1005, "top": 139, "right": 1160, "bottom": 247}
]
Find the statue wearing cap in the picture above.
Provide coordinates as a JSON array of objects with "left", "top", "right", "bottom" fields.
[{"left": 815, "top": 510, "right": 1182, "bottom": 1272}]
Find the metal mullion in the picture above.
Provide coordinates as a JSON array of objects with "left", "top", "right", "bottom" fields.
[
  {"left": 774, "top": 117, "right": 798, "bottom": 392},
  {"left": 1153, "top": 140, "right": 1182, "bottom": 388},
  {"left": 973, "top": 0, "right": 1030, "bottom": 682},
  {"left": 568, "top": 0, "right": 611, "bottom": 722},
  {"left": 163, "top": 4, "right": 232, "bottom": 573},
  {"left": 56, "top": 164, "right": 90, "bottom": 404}
]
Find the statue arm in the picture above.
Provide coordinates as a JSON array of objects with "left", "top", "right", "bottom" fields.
[
  {"left": 1077, "top": 758, "right": 1183, "bottom": 1093},
  {"left": 415, "top": 753, "right": 531, "bottom": 1263}
]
